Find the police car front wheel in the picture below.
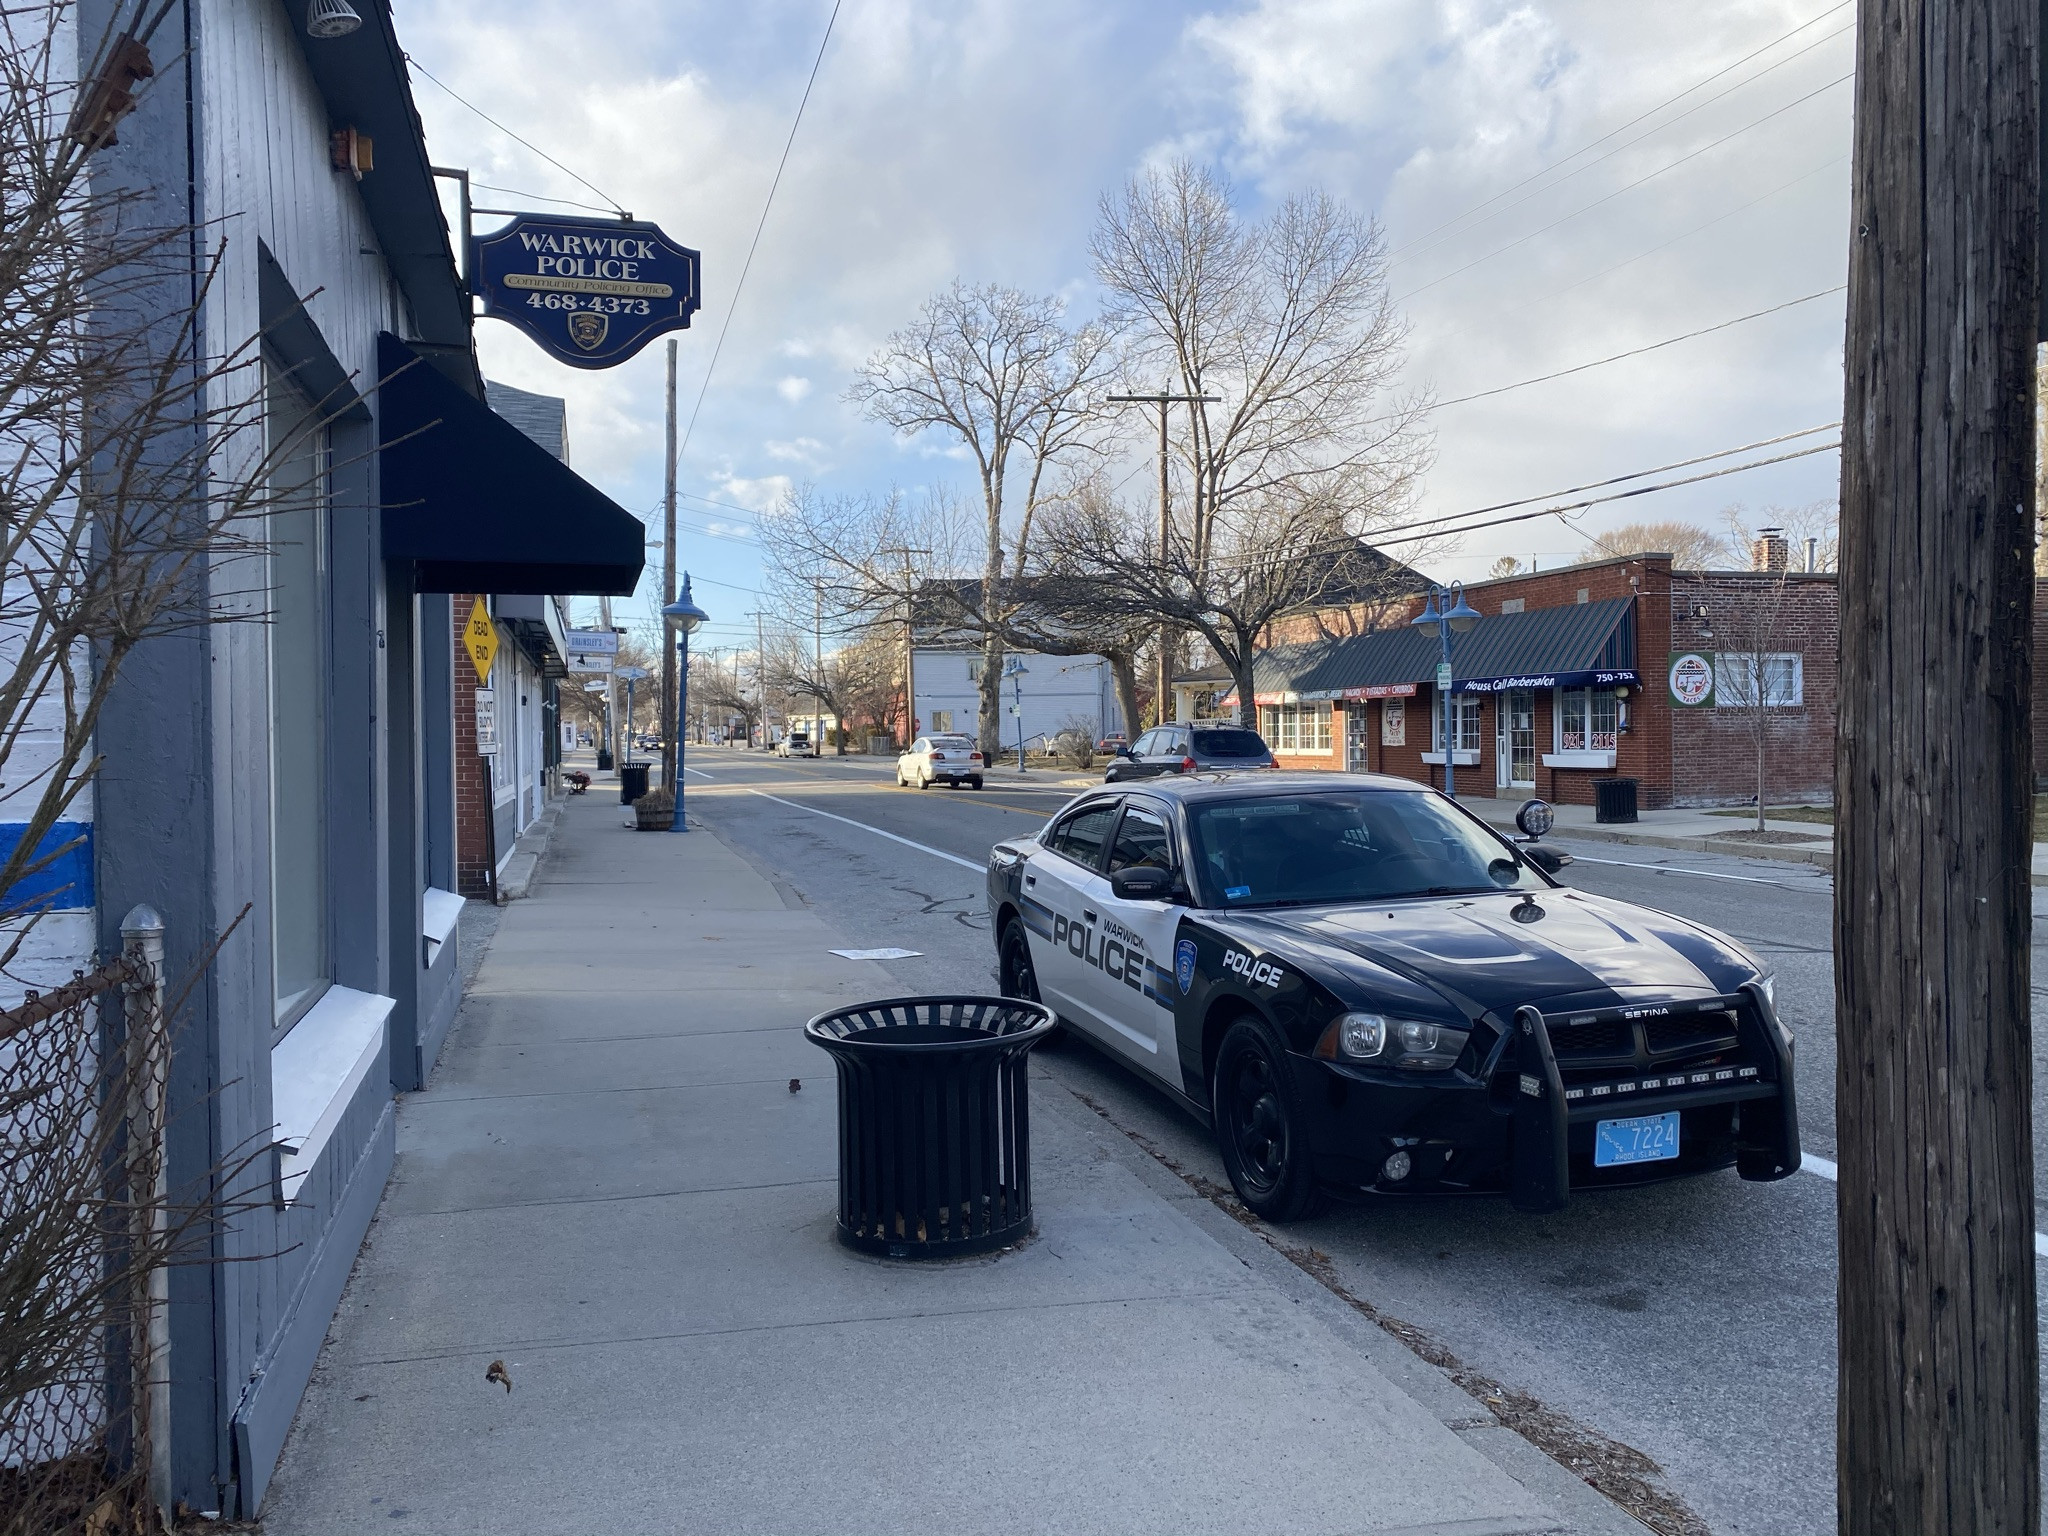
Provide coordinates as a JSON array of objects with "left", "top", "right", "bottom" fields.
[{"left": 1214, "top": 1017, "right": 1328, "bottom": 1222}]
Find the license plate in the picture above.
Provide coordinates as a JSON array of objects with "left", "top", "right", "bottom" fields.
[{"left": 1594, "top": 1111, "right": 1681, "bottom": 1168}]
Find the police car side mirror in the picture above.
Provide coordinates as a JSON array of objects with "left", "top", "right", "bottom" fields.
[
  {"left": 1521, "top": 843, "right": 1572, "bottom": 875},
  {"left": 1111, "top": 866, "right": 1174, "bottom": 900}
]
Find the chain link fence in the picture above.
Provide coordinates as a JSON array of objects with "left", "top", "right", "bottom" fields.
[{"left": 0, "top": 912, "right": 168, "bottom": 1536}]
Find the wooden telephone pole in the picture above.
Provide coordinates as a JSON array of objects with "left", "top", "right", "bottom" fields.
[
  {"left": 1107, "top": 389, "right": 1215, "bottom": 726},
  {"left": 1836, "top": 2, "right": 2039, "bottom": 1530}
]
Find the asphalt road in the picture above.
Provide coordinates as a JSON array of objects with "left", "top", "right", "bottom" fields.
[{"left": 669, "top": 748, "right": 2048, "bottom": 1536}]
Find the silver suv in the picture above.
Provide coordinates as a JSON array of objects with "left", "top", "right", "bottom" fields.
[{"left": 1104, "top": 723, "right": 1274, "bottom": 781}]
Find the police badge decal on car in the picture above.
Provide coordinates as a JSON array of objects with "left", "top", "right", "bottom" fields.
[{"left": 1175, "top": 938, "right": 1198, "bottom": 995}]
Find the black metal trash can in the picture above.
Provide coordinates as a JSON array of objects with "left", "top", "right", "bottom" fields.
[
  {"left": 1594, "top": 776, "right": 1638, "bottom": 824},
  {"left": 805, "top": 996, "right": 1057, "bottom": 1258},
  {"left": 597, "top": 747, "right": 614, "bottom": 772},
  {"left": 618, "top": 762, "right": 649, "bottom": 804}
]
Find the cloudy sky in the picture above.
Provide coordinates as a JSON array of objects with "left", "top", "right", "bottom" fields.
[{"left": 399, "top": 0, "right": 1854, "bottom": 647}]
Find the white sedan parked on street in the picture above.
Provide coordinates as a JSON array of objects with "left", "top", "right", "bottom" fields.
[{"left": 896, "top": 734, "right": 985, "bottom": 790}]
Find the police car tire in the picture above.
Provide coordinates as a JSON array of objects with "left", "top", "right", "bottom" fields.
[
  {"left": 997, "top": 919, "right": 1060, "bottom": 1036},
  {"left": 1213, "top": 1016, "right": 1328, "bottom": 1222}
]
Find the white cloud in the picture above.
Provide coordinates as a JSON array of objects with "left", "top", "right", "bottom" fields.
[{"left": 407, "top": 0, "right": 1853, "bottom": 596}]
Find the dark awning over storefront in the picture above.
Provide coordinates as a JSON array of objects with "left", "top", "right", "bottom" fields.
[
  {"left": 1254, "top": 596, "right": 1637, "bottom": 701},
  {"left": 377, "top": 333, "right": 645, "bottom": 595}
]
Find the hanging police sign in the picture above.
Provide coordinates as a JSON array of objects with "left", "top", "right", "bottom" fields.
[{"left": 471, "top": 214, "right": 701, "bottom": 369}]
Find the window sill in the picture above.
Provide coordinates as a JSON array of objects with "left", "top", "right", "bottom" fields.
[
  {"left": 1420, "top": 751, "right": 1480, "bottom": 766},
  {"left": 271, "top": 986, "right": 393, "bottom": 1204},
  {"left": 1542, "top": 750, "right": 1618, "bottom": 770},
  {"left": 422, "top": 886, "right": 464, "bottom": 969}
]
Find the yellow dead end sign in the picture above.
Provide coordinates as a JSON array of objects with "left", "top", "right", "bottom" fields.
[{"left": 463, "top": 598, "right": 499, "bottom": 682}]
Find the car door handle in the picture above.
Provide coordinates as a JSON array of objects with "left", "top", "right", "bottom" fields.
[
  {"left": 1083, "top": 909, "right": 1098, "bottom": 922},
  {"left": 1024, "top": 874, "right": 1035, "bottom": 887}
]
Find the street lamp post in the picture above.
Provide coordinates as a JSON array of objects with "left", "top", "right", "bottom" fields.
[
  {"left": 1410, "top": 581, "right": 1481, "bottom": 798},
  {"left": 662, "top": 575, "right": 709, "bottom": 834},
  {"left": 1005, "top": 658, "right": 1028, "bottom": 772}
]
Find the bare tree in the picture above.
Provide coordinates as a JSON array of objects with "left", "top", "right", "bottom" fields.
[
  {"left": 1722, "top": 500, "right": 1838, "bottom": 573},
  {"left": 759, "top": 628, "right": 899, "bottom": 754},
  {"left": 1577, "top": 519, "right": 1732, "bottom": 570},
  {"left": 848, "top": 283, "right": 1113, "bottom": 756},
  {"left": 1092, "top": 161, "right": 1431, "bottom": 584},
  {"left": 1035, "top": 479, "right": 1422, "bottom": 721},
  {"left": 1487, "top": 555, "right": 1522, "bottom": 579}
]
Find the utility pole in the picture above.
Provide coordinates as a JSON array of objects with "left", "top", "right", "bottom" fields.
[
  {"left": 813, "top": 583, "right": 825, "bottom": 752},
  {"left": 598, "top": 593, "right": 618, "bottom": 770},
  {"left": 1107, "top": 389, "right": 1216, "bottom": 727},
  {"left": 754, "top": 609, "right": 768, "bottom": 749},
  {"left": 660, "top": 338, "right": 679, "bottom": 793},
  {"left": 1836, "top": 2, "right": 2039, "bottom": 1531}
]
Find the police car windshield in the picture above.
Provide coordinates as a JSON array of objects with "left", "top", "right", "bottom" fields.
[{"left": 1188, "top": 791, "right": 1544, "bottom": 906}]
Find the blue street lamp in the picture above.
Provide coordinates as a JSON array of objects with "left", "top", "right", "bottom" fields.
[
  {"left": 1005, "top": 657, "right": 1029, "bottom": 772},
  {"left": 1410, "top": 580, "right": 1481, "bottom": 797},
  {"left": 663, "top": 575, "right": 709, "bottom": 833}
]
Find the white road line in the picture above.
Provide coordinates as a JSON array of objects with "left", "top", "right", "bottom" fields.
[
  {"left": 728, "top": 785, "right": 985, "bottom": 872},
  {"left": 1566, "top": 852, "right": 1815, "bottom": 887},
  {"left": 1800, "top": 1152, "right": 2048, "bottom": 1257}
]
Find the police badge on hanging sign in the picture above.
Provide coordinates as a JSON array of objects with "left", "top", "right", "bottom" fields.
[
  {"left": 1175, "top": 938, "right": 1198, "bottom": 995},
  {"left": 470, "top": 213, "right": 702, "bottom": 370}
]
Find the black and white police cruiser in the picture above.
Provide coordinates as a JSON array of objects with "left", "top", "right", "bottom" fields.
[{"left": 987, "top": 772, "right": 1799, "bottom": 1221}]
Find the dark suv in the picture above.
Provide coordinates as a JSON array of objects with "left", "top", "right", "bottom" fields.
[{"left": 1104, "top": 723, "right": 1275, "bottom": 781}]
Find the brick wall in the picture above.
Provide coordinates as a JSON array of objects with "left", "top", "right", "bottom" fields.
[
  {"left": 1667, "top": 572, "right": 1838, "bottom": 807},
  {"left": 452, "top": 596, "right": 493, "bottom": 898}
]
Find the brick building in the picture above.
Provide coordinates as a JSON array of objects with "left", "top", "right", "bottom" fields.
[{"left": 1198, "top": 549, "right": 1840, "bottom": 810}]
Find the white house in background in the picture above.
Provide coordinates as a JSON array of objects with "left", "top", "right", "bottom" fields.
[{"left": 913, "top": 649, "right": 1125, "bottom": 750}]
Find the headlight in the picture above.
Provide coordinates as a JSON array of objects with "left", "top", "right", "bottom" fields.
[
  {"left": 1760, "top": 974, "right": 1776, "bottom": 1009},
  {"left": 1317, "top": 1012, "right": 1471, "bottom": 1072}
]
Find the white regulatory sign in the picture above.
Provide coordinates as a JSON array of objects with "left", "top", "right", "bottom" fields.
[{"left": 474, "top": 688, "right": 500, "bottom": 756}]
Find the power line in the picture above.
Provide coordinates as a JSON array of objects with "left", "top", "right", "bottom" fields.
[
  {"left": 1424, "top": 154, "right": 1848, "bottom": 353},
  {"left": 676, "top": 0, "right": 842, "bottom": 468},
  {"left": 404, "top": 55, "right": 629, "bottom": 217},
  {"left": 1393, "top": 13, "right": 1853, "bottom": 266},
  {"left": 1419, "top": 286, "right": 1845, "bottom": 414},
  {"left": 1375, "top": 440, "right": 1839, "bottom": 550},
  {"left": 470, "top": 181, "right": 618, "bottom": 217},
  {"left": 1396, "top": 71, "right": 1852, "bottom": 303},
  {"left": 1393, "top": 1, "right": 1851, "bottom": 259}
]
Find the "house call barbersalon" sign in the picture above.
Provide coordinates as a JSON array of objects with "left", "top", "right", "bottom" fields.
[{"left": 471, "top": 214, "right": 702, "bottom": 369}]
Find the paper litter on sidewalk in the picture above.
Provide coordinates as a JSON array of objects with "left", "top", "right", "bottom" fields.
[{"left": 829, "top": 947, "right": 922, "bottom": 960}]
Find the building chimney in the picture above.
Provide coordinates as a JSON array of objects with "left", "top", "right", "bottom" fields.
[{"left": 1752, "top": 527, "right": 1789, "bottom": 572}]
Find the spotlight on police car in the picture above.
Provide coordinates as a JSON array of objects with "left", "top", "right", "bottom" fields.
[{"left": 1514, "top": 797, "right": 1555, "bottom": 840}]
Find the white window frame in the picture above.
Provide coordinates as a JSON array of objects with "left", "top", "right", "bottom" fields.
[
  {"left": 1422, "top": 694, "right": 1480, "bottom": 765},
  {"left": 1714, "top": 652, "right": 1803, "bottom": 708},
  {"left": 1543, "top": 684, "right": 1620, "bottom": 769},
  {"left": 1257, "top": 701, "right": 1333, "bottom": 755}
]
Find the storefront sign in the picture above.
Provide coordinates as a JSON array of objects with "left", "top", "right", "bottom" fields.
[
  {"left": 567, "top": 627, "right": 620, "bottom": 655},
  {"left": 568, "top": 654, "right": 612, "bottom": 675},
  {"left": 1339, "top": 683, "right": 1417, "bottom": 700},
  {"left": 474, "top": 688, "right": 499, "bottom": 756},
  {"left": 1381, "top": 697, "right": 1406, "bottom": 746},
  {"left": 1667, "top": 652, "right": 1715, "bottom": 707},
  {"left": 472, "top": 214, "right": 702, "bottom": 370},
  {"left": 1451, "top": 669, "right": 1639, "bottom": 696}
]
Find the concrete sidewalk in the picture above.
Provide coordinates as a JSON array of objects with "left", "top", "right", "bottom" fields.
[
  {"left": 1457, "top": 796, "right": 2048, "bottom": 884},
  {"left": 261, "top": 792, "right": 1637, "bottom": 1535}
]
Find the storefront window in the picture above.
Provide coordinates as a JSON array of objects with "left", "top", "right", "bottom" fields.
[
  {"left": 1258, "top": 702, "right": 1332, "bottom": 753},
  {"left": 1431, "top": 695, "right": 1481, "bottom": 754},
  {"left": 1558, "top": 687, "right": 1618, "bottom": 752},
  {"left": 265, "top": 363, "right": 330, "bottom": 1032}
]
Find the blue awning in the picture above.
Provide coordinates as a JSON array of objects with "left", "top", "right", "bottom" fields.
[{"left": 377, "top": 333, "right": 645, "bottom": 596}]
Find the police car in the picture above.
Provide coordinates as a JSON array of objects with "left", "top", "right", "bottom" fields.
[{"left": 987, "top": 773, "right": 1799, "bottom": 1221}]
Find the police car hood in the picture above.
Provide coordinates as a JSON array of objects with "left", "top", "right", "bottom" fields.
[{"left": 1223, "top": 887, "right": 1760, "bottom": 1016}]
